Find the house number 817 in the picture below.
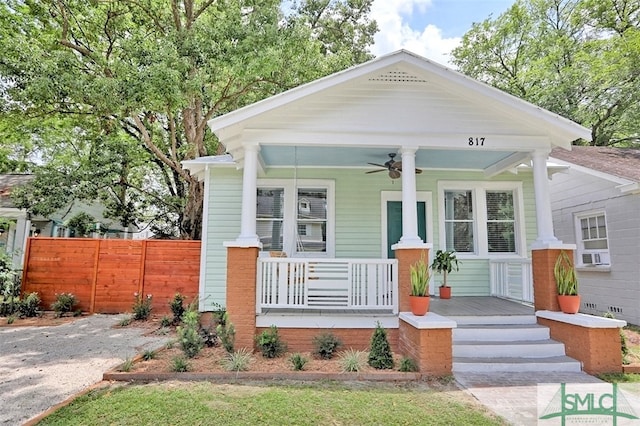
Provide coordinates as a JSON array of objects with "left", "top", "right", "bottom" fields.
[{"left": 468, "top": 137, "right": 485, "bottom": 146}]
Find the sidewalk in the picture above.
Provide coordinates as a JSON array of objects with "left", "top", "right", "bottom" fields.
[
  {"left": 0, "top": 314, "right": 170, "bottom": 425},
  {"left": 455, "top": 372, "right": 605, "bottom": 425}
]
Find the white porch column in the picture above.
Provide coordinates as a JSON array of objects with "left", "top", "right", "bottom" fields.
[
  {"left": 531, "top": 149, "right": 560, "bottom": 248},
  {"left": 228, "top": 143, "right": 261, "bottom": 247},
  {"left": 397, "top": 147, "right": 423, "bottom": 246}
]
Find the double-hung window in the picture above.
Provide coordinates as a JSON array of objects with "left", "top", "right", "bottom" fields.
[
  {"left": 440, "top": 182, "right": 524, "bottom": 257},
  {"left": 574, "top": 211, "right": 610, "bottom": 267},
  {"left": 256, "top": 180, "right": 334, "bottom": 257}
]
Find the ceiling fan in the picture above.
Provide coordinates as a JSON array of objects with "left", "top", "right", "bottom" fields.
[{"left": 365, "top": 153, "right": 422, "bottom": 179}]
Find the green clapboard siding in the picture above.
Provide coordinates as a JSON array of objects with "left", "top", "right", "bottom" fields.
[{"left": 202, "top": 166, "right": 537, "bottom": 305}]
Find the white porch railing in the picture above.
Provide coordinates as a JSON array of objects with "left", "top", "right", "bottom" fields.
[
  {"left": 489, "top": 258, "right": 533, "bottom": 304},
  {"left": 257, "top": 258, "right": 398, "bottom": 313}
]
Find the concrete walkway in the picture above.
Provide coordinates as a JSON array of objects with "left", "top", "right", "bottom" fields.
[
  {"left": 0, "top": 314, "right": 170, "bottom": 425},
  {"left": 455, "top": 372, "right": 605, "bottom": 425}
]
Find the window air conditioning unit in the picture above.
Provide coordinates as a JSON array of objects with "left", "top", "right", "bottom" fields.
[{"left": 582, "top": 252, "right": 610, "bottom": 265}]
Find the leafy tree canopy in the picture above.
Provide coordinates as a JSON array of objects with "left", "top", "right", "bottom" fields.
[
  {"left": 451, "top": 0, "right": 640, "bottom": 147},
  {"left": 0, "top": 0, "right": 377, "bottom": 238}
]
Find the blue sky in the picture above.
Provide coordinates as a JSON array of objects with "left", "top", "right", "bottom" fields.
[{"left": 370, "top": 0, "right": 516, "bottom": 65}]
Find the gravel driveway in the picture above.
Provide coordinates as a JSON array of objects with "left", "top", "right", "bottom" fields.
[{"left": 0, "top": 314, "right": 170, "bottom": 425}]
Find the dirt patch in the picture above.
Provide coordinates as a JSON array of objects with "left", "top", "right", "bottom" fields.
[{"left": 0, "top": 311, "right": 88, "bottom": 327}]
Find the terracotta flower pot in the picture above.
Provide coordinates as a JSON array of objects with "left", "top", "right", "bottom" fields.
[
  {"left": 409, "top": 295, "right": 430, "bottom": 316},
  {"left": 439, "top": 286, "right": 451, "bottom": 299},
  {"left": 557, "top": 294, "right": 581, "bottom": 314}
]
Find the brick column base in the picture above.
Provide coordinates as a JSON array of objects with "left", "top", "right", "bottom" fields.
[
  {"left": 537, "top": 313, "right": 624, "bottom": 375},
  {"left": 398, "top": 314, "right": 453, "bottom": 377},
  {"left": 532, "top": 248, "right": 574, "bottom": 312},
  {"left": 395, "top": 247, "right": 430, "bottom": 313},
  {"left": 226, "top": 246, "right": 259, "bottom": 350}
]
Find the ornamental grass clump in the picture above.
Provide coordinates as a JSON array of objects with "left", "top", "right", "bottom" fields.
[
  {"left": 554, "top": 250, "right": 578, "bottom": 295},
  {"left": 410, "top": 254, "right": 430, "bottom": 296}
]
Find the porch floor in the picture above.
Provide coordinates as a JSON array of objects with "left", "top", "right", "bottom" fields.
[{"left": 430, "top": 296, "right": 534, "bottom": 317}]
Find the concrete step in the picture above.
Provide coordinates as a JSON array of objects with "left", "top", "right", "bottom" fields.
[
  {"left": 453, "top": 339, "right": 567, "bottom": 358},
  {"left": 453, "top": 355, "right": 582, "bottom": 373},
  {"left": 451, "top": 315, "right": 537, "bottom": 326},
  {"left": 453, "top": 324, "right": 550, "bottom": 342}
]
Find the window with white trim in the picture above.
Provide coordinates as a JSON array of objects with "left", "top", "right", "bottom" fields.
[
  {"left": 486, "top": 191, "right": 516, "bottom": 253},
  {"left": 574, "top": 211, "right": 610, "bottom": 266},
  {"left": 440, "top": 182, "right": 524, "bottom": 256},
  {"left": 444, "top": 190, "right": 474, "bottom": 253},
  {"left": 256, "top": 180, "right": 334, "bottom": 257}
]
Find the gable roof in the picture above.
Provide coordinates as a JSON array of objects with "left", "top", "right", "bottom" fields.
[
  {"left": 209, "top": 50, "right": 591, "bottom": 156},
  {"left": 550, "top": 146, "right": 640, "bottom": 182}
]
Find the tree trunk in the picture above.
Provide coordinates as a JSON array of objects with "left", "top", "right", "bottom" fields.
[{"left": 181, "top": 178, "right": 204, "bottom": 240}]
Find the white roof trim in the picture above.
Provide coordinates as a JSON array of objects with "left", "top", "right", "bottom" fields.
[
  {"left": 208, "top": 50, "right": 591, "bottom": 147},
  {"left": 182, "top": 154, "right": 236, "bottom": 181}
]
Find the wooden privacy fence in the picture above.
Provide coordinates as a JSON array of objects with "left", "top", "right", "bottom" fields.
[{"left": 21, "top": 238, "right": 200, "bottom": 314}]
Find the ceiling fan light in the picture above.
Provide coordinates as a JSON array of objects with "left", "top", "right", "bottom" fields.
[{"left": 389, "top": 169, "right": 401, "bottom": 179}]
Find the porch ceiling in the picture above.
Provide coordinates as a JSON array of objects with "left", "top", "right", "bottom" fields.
[{"left": 259, "top": 145, "right": 516, "bottom": 171}]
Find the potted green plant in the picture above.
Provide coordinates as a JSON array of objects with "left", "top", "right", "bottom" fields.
[
  {"left": 554, "top": 250, "right": 580, "bottom": 314},
  {"left": 409, "top": 254, "right": 431, "bottom": 315},
  {"left": 430, "top": 249, "right": 459, "bottom": 299}
]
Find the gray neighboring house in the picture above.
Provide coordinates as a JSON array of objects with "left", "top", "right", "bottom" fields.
[
  {"left": 0, "top": 174, "right": 138, "bottom": 269},
  {"left": 549, "top": 146, "right": 640, "bottom": 325}
]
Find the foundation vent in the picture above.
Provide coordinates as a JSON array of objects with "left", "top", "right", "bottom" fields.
[
  {"left": 607, "top": 306, "right": 623, "bottom": 314},
  {"left": 583, "top": 302, "right": 597, "bottom": 310},
  {"left": 369, "top": 70, "right": 427, "bottom": 84}
]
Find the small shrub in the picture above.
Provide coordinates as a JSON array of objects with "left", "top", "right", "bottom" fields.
[
  {"left": 165, "top": 340, "right": 176, "bottom": 349},
  {"left": 255, "top": 325, "right": 286, "bottom": 358},
  {"left": 339, "top": 349, "right": 367, "bottom": 373},
  {"left": 18, "top": 292, "right": 40, "bottom": 318},
  {"left": 368, "top": 322, "right": 394, "bottom": 370},
  {"left": 142, "top": 350, "right": 156, "bottom": 361},
  {"left": 118, "top": 358, "right": 134, "bottom": 372},
  {"left": 398, "top": 357, "right": 418, "bottom": 372},
  {"left": 169, "top": 293, "right": 185, "bottom": 325},
  {"left": 201, "top": 326, "right": 218, "bottom": 347},
  {"left": 155, "top": 327, "right": 170, "bottom": 336},
  {"left": 170, "top": 356, "right": 190, "bottom": 372},
  {"left": 221, "top": 348, "right": 253, "bottom": 372},
  {"left": 118, "top": 316, "right": 132, "bottom": 327},
  {"left": 51, "top": 293, "right": 77, "bottom": 317},
  {"left": 73, "top": 309, "right": 83, "bottom": 317},
  {"left": 132, "top": 293, "right": 152, "bottom": 321},
  {"left": 289, "top": 353, "right": 308, "bottom": 371},
  {"left": 160, "top": 315, "right": 172, "bottom": 328},
  {"left": 312, "top": 332, "right": 342, "bottom": 360},
  {"left": 7, "top": 315, "right": 15, "bottom": 324},
  {"left": 177, "top": 309, "right": 204, "bottom": 358},
  {"left": 216, "top": 312, "right": 235, "bottom": 353}
]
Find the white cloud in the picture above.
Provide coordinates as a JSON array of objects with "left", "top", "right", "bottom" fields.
[{"left": 370, "top": 0, "right": 461, "bottom": 66}]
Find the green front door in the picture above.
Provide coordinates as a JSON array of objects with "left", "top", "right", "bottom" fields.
[{"left": 386, "top": 201, "right": 427, "bottom": 259}]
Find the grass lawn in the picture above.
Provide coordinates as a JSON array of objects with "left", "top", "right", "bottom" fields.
[{"left": 37, "top": 381, "right": 506, "bottom": 425}]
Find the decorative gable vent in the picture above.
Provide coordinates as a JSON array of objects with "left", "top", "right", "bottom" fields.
[{"left": 369, "top": 70, "right": 427, "bottom": 83}]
